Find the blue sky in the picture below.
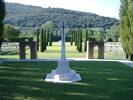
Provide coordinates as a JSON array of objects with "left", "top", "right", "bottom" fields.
[{"left": 5, "top": 0, "right": 120, "bottom": 19}]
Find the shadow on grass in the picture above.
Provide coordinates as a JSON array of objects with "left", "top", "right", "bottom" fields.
[{"left": 0, "top": 61, "right": 133, "bottom": 100}]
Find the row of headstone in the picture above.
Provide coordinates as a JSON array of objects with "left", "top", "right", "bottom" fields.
[
  {"left": 105, "top": 42, "right": 125, "bottom": 56},
  {"left": 1, "top": 42, "right": 19, "bottom": 51},
  {"left": 2, "top": 42, "right": 19, "bottom": 47}
]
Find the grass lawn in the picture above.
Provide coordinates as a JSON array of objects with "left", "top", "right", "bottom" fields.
[
  {"left": 0, "top": 42, "right": 125, "bottom": 60},
  {"left": 0, "top": 61, "right": 133, "bottom": 100}
]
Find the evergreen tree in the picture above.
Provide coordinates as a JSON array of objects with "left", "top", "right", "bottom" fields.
[
  {"left": 3, "top": 24, "right": 21, "bottom": 41},
  {"left": 76, "top": 30, "right": 80, "bottom": 51},
  {"left": 70, "top": 32, "right": 74, "bottom": 45},
  {"left": 119, "top": 0, "right": 133, "bottom": 60},
  {"left": 36, "top": 28, "right": 40, "bottom": 51},
  {"left": 0, "top": 0, "right": 5, "bottom": 49},
  {"left": 84, "top": 29, "right": 88, "bottom": 51},
  {"left": 49, "top": 31, "right": 52, "bottom": 46},
  {"left": 46, "top": 29, "right": 49, "bottom": 46},
  {"left": 43, "top": 29, "right": 47, "bottom": 51},
  {"left": 76, "top": 29, "right": 82, "bottom": 52},
  {"left": 40, "top": 29, "right": 44, "bottom": 52},
  {"left": 78, "top": 29, "right": 82, "bottom": 52},
  {"left": 74, "top": 30, "right": 78, "bottom": 46}
]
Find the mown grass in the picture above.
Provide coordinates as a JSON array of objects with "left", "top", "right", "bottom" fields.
[{"left": 0, "top": 61, "right": 133, "bottom": 100}]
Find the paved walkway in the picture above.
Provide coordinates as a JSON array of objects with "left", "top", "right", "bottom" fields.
[
  {"left": 119, "top": 60, "right": 133, "bottom": 68},
  {"left": 0, "top": 58, "right": 133, "bottom": 68}
]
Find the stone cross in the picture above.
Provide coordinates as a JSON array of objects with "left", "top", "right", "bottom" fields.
[
  {"left": 45, "top": 20, "right": 81, "bottom": 83},
  {"left": 61, "top": 20, "right": 66, "bottom": 61}
]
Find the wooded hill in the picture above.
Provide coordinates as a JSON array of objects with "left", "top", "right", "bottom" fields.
[{"left": 5, "top": 3, "right": 119, "bottom": 31}]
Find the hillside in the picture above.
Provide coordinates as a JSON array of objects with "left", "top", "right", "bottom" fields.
[{"left": 5, "top": 3, "right": 119, "bottom": 31}]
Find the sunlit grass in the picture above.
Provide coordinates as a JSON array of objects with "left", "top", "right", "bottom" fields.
[
  {"left": 0, "top": 61, "right": 133, "bottom": 100},
  {"left": 0, "top": 42, "right": 125, "bottom": 59}
]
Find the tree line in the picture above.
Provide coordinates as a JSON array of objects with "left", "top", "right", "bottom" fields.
[
  {"left": 119, "top": 0, "right": 133, "bottom": 61},
  {"left": 5, "top": 3, "right": 119, "bottom": 31},
  {"left": 0, "top": 21, "right": 119, "bottom": 53},
  {"left": 1, "top": 0, "right": 133, "bottom": 61}
]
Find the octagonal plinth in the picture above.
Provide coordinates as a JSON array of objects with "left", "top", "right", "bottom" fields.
[{"left": 45, "top": 60, "right": 81, "bottom": 83}]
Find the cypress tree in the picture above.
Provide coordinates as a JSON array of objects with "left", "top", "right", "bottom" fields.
[
  {"left": 74, "top": 30, "right": 76, "bottom": 44},
  {"left": 75, "top": 30, "right": 77, "bottom": 46},
  {"left": 70, "top": 32, "right": 74, "bottom": 45},
  {"left": 84, "top": 29, "right": 88, "bottom": 51},
  {"left": 49, "top": 31, "right": 52, "bottom": 46},
  {"left": 46, "top": 29, "right": 49, "bottom": 46},
  {"left": 40, "top": 29, "right": 44, "bottom": 52},
  {"left": 119, "top": 0, "right": 133, "bottom": 60},
  {"left": 43, "top": 29, "right": 47, "bottom": 51},
  {"left": 76, "top": 29, "right": 82, "bottom": 52},
  {"left": 36, "top": 28, "right": 40, "bottom": 51},
  {"left": 76, "top": 30, "right": 80, "bottom": 51},
  {"left": 0, "top": 0, "right": 5, "bottom": 49},
  {"left": 78, "top": 29, "right": 82, "bottom": 52}
]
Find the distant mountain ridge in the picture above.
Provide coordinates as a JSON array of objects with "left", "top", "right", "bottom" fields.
[{"left": 5, "top": 3, "right": 119, "bottom": 31}]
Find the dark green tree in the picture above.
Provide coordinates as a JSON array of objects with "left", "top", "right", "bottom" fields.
[
  {"left": 77, "top": 29, "right": 82, "bottom": 52},
  {"left": 3, "top": 24, "right": 21, "bottom": 41},
  {"left": 66, "top": 29, "right": 74, "bottom": 45},
  {"left": 49, "top": 31, "right": 52, "bottom": 46},
  {"left": 119, "top": 0, "right": 133, "bottom": 60},
  {"left": 43, "top": 29, "right": 47, "bottom": 51},
  {"left": 79, "top": 30, "right": 82, "bottom": 52},
  {"left": 36, "top": 28, "right": 40, "bottom": 51},
  {"left": 76, "top": 30, "right": 79, "bottom": 51},
  {"left": 68, "top": 30, "right": 75, "bottom": 45},
  {"left": 0, "top": 0, "right": 5, "bottom": 49},
  {"left": 84, "top": 29, "right": 88, "bottom": 51},
  {"left": 46, "top": 29, "right": 49, "bottom": 46},
  {"left": 74, "top": 30, "right": 78, "bottom": 46},
  {"left": 40, "top": 29, "right": 44, "bottom": 52},
  {"left": 41, "top": 21, "right": 54, "bottom": 46}
]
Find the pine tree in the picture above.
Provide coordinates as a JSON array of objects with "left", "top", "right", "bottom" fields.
[
  {"left": 119, "top": 0, "right": 133, "bottom": 61},
  {"left": 0, "top": 0, "right": 5, "bottom": 49}
]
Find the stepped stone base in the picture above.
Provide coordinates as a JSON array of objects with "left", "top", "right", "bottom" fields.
[{"left": 45, "top": 60, "right": 81, "bottom": 83}]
